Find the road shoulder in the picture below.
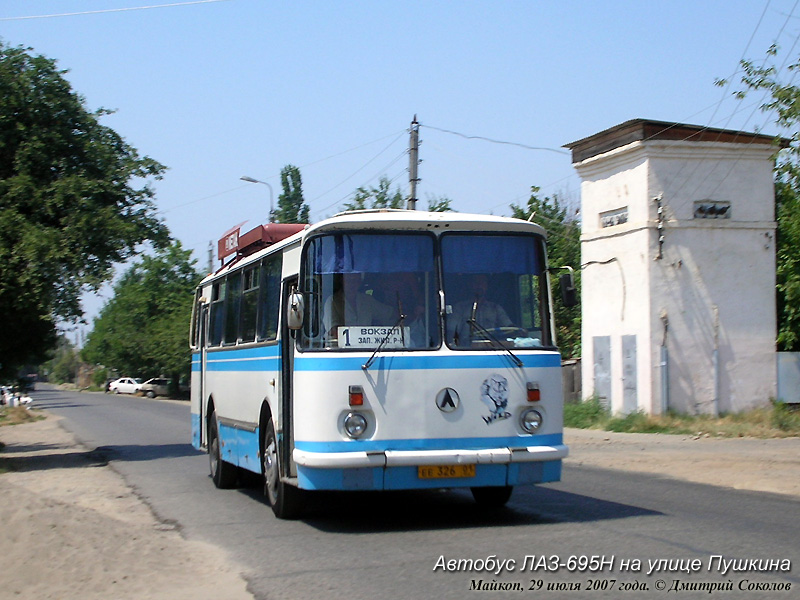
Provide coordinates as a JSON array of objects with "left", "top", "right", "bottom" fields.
[
  {"left": 565, "top": 427, "right": 800, "bottom": 498},
  {"left": 0, "top": 412, "right": 253, "bottom": 600}
]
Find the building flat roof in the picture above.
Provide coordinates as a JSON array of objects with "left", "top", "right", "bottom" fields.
[{"left": 564, "top": 118, "right": 783, "bottom": 164}]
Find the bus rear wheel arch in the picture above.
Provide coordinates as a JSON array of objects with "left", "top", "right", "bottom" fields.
[
  {"left": 262, "top": 416, "right": 304, "bottom": 519},
  {"left": 208, "top": 410, "right": 237, "bottom": 489}
]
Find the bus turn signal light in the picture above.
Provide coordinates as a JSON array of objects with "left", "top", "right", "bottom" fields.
[
  {"left": 526, "top": 382, "right": 541, "bottom": 402},
  {"left": 349, "top": 385, "right": 364, "bottom": 406}
]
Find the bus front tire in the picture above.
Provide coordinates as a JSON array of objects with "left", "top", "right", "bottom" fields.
[
  {"left": 263, "top": 419, "right": 303, "bottom": 519},
  {"left": 471, "top": 485, "right": 513, "bottom": 507},
  {"left": 209, "top": 414, "right": 237, "bottom": 489}
]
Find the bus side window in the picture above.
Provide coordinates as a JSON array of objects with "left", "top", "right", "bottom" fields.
[
  {"left": 190, "top": 289, "right": 202, "bottom": 349},
  {"left": 224, "top": 272, "right": 242, "bottom": 345},
  {"left": 240, "top": 265, "right": 259, "bottom": 343},
  {"left": 209, "top": 280, "right": 226, "bottom": 346},
  {"left": 258, "top": 254, "right": 282, "bottom": 341},
  {"left": 518, "top": 273, "right": 541, "bottom": 331}
]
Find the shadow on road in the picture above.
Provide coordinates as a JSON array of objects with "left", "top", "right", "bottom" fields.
[
  {"left": 0, "top": 445, "right": 112, "bottom": 472},
  {"left": 233, "top": 480, "right": 662, "bottom": 533},
  {"left": 25, "top": 387, "right": 90, "bottom": 409},
  {"left": 0, "top": 443, "right": 200, "bottom": 473}
]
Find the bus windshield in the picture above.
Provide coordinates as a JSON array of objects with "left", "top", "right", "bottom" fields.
[
  {"left": 299, "top": 232, "right": 440, "bottom": 350},
  {"left": 441, "top": 233, "right": 551, "bottom": 350}
]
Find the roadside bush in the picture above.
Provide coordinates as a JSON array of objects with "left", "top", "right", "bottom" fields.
[
  {"left": 564, "top": 397, "right": 800, "bottom": 438},
  {"left": 771, "top": 401, "right": 800, "bottom": 431},
  {"left": 563, "top": 397, "right": 608, "bottom": 429}
]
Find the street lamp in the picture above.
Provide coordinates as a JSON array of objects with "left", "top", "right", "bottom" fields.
[{"left": 241, "top": 175, "right": 275, "bottom": 223}]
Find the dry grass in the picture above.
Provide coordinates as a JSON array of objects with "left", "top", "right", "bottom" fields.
[
  {"left": 565, "top": 398, "right": 800, "bottom": 438},
  {"left": 0, "top": 406, "right": 44, "bottom": 427}
]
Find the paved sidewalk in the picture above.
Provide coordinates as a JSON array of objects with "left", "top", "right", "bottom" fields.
[{"left": 565, "top": 427, "right": 800, "bottom": 498}]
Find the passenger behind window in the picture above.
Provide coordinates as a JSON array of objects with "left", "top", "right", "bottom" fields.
[
  {"left": 322, "top": 272, "right": 395, "bottom": 339},
  {"left": 447, "top": 273, "right": 512, "bottom": 347},
  {"left": 378, "top": 272, "right": 427, "bottom": 347}
]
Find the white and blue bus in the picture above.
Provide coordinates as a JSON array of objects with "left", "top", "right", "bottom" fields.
[{"left": 190, "top": 210, "right": 571, "bottom": 518}]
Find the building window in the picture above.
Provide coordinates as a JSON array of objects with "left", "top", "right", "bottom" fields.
[
  {"left": 600, "top": 207, "right": 628, "bottom": 228},
  {"left": 694, "top": 200, "right": 731, "bottom": 219}
]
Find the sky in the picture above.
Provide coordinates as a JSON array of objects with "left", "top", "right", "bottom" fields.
[{"left": 2, "top": 0, "right": 799, "bottom": 335}]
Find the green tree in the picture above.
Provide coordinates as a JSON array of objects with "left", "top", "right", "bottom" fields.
[
  {"left": 274, "top": 164, "right": 309, "bottom": 224},
  {"left": 342, "top": 176, "right": 405, "bottom": 211},
  {"left": 0, "top": 42, "right": 168, "bottom": 378},
  {"left": 728, "top": 47, "right": 800, "bottom": 350},
  {"left": 82, "top": 242, "right": 201, "bottom": 383},
  {"left": 427, "top": 195, "right": 456, "bottom": 212},
  {"left": 511, "top": 186, "right": 581, "bottom": 357},
  {"left": 45, "top": 335, "right": 80, "bottom": 384}
]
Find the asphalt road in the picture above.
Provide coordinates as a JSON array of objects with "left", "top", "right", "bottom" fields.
[{"left": 30, "top": 386, "right": 800, "bottom": 600}]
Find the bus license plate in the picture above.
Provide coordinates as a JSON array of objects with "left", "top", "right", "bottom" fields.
[{"left": 418, "top": 464, "right": 476, "bottom": 479}]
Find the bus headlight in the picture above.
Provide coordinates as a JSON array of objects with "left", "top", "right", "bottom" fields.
[
  {"left": 343, "top": 412, "right": 368, "bottom": 438},
  {"left": 520, "top": 408, "right": 543, "bottom": 434}
]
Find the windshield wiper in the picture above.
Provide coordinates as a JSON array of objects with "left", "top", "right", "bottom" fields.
[
  {"left": 362, "top": 296, "right": 406, "bottom": 371},
  {"left": 468, "top": 302, "right": 523, "bottom": 368}
]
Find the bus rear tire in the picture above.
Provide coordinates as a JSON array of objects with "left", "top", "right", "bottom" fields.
[
  {"left": 471, "top": 485, "right": 513, "bottom": 507},
  {"left": 209, "top": 413, "right": 237, "bottom": 489},
  {"left": 263, "top": 418, "right": 303, "bottom": 519}
]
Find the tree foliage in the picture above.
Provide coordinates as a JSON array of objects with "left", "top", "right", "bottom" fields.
[
  {"left": 342, "top": 176, "right": 405, "bottom": 211},
  {"left": 511, "top": 187, "right": 581, "bottom": 357},
  {"left": 730, "top": 46, "right": 800, "bottom": 350},
  {"left": 341, "top": 177, "right": 456, "bottom": 213},
  {"left": 82, "top": 242, "right": 201, "bottom": 381},
  {"left": 0, "top": 42, "right": 168, "bottom": 377},
  {"left": 43, "top": 335, "right": 80, "bottom": 384},
  {"left": 274, "top": 164, "right": 309, "bottom": 224},
  {"left": 427, "top": 195, "right": 456, "bottom": 212}
]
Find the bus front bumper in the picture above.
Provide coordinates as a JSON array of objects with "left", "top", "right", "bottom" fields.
[{"left": 293, "top": 443, "right": 569, "bottom": 469}]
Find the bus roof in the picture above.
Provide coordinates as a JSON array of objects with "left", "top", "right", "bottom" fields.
[
  {"left": 305, "top": 209, "right": 547, "bottom": 237},
  {"left": 201, "top": 210, "right": 547, "bottom": 285}
]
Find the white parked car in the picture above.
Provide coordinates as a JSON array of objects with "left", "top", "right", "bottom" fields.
[
  {"left": 140, "top": 378, "right": 170, "bottom": 398},
  {"left": 108, "top": 377, "right": 142, "bottom": 395}
]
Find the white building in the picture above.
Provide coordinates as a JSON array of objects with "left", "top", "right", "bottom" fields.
[{"left": 566, "top": 119, "right": 779, "bottom": 415}]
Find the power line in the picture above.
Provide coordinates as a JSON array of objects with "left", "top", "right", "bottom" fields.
[
  {"left": 296, "top": 128, "right": 407, "bottom": 171},
  {"left": 307, "top": 133, "right": 407, "bottom": 215},
  {"left": 668, "top": 0, "right": 800, "bottom": 207},
  {"left": 155, "top": 184, "right": 249, "bottom": 215},
  {"left": 422, "top": 124, "right": 570, "bottom": 155},
  {"left": 0, "top": 0, "right": 231, "bottom": 21}
]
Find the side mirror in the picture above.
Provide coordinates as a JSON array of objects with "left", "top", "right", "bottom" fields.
[
  {"left": 559, "top": 272, "right": 579, "bottom": 307},
  {"left": 287, "top": 291, "right": 305, "bottom": 330}
]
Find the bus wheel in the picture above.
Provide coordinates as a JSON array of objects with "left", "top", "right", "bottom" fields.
[
  {"left": 208, "top": 413, "right": 237, "bottom": 489},
  {"left": 471, "top": 485, "right": 513, "bottom": 507},
  {"left": 263, "top": 419, "right": 303, "bottom": 519}
]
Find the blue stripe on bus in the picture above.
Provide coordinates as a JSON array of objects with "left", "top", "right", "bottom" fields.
[
  {"left": 192, "top": 350, "right": 561, "bottom": 372},
  {"left": 294, "top": 353, "right": 561, "bottom": 372},
  {"left": 206, "top": 345, "right": 281, "bottom": 360},
  {"left": 295, "top": 432, "right": 562, "bottom": 453},
  {"left": 191, "top": 346, "right": 281, "bottom": 372},
  {"left": 207, "top": 358, "right": 281, "bottom": 372}
]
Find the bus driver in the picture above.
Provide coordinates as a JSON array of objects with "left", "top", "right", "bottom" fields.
[
  {"left": 323, "top": 272, "right": 395, "bottom": 338},
  {"left": 447, "top": 273, "right": 512, "bottom": 347}
]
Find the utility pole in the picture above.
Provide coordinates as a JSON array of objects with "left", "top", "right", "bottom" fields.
[
  {"left": 207, "top": 241, "right": 214, "bottom": 274},
  {"left": 407, "top": 115, "right": 420, "bottom": 210}
]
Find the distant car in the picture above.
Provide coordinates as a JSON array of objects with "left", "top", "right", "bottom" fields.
[
  {"left": 108, "top": 377, "right": 142, "bottom": 395},
  {"left": 140, "top": 378, "right": 171, "bottom": 398}
]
